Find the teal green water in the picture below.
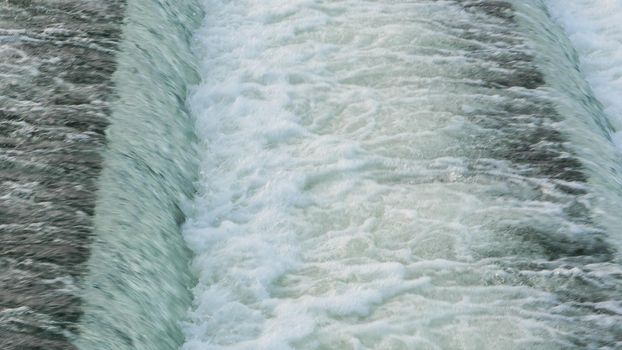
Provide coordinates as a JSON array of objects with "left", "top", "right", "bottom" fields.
[
  {"left": 73, "top": 0, "right": 202, "bottom": 349},
  {"left": 73, "top": 0, "right": 622, "bottom": 349}
]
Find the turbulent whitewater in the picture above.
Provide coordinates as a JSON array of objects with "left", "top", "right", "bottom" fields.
[
  {"left": 2, "top": 0, "right": 622, "bottom": 349},
  {"left": 180, "top": 0, "right": 622, "bottom": 349},
  {"left": 547, "top": 0, "right": 622, "bottom": 151}
]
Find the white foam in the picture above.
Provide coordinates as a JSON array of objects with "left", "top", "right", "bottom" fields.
[
  {"left": 182, "top": 0, "right": 621, "bottom": 348},
  {"left": 547, "top": 0, "right": 622, "bottom": 149}
]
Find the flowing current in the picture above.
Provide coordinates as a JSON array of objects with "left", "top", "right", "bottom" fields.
[
  {"left": 179, "top": 0, "right": 622, "bottom": 349},
  {"left": 2, "top": 0, "right": 622, "bottom": 349}
]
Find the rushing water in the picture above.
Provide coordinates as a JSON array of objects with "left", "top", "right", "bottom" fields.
[
  {"left": 0, "top": 1, "right": 123, "bottom": 348},
  {"left": 547, "top": 0, "right": 622, "bottom": 151},
  {"left": 180, "top": 0, "right": 622, "bottom": 349},
  {"left": 2, "top": 0, "right": 622, "bottom": 349},
  {"left": 73, "top": 0, "right": 202, "bottom": 349}
]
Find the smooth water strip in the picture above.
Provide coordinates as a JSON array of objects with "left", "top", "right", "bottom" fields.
[
  {"left": 74, "top": 0, "right": 202, "bottom": 349},
  {"left": 543, "top": 0, "right": 622, "bottom": 239}
]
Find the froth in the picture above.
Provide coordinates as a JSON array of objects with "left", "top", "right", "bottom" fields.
[{"left": 182, "top": 0, "right": 622, "bottom": 348}]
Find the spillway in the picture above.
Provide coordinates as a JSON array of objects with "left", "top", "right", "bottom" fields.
[
  {"left": 2, "top": 1, "right": 622, "bottom": 349},
  {"left": 180, "top": 0, "right": 622, "bottom": 349}
]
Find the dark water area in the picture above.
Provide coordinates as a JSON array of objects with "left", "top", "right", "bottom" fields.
[{"left": 0, "top": 1, "right": 123, "bottom": 348}]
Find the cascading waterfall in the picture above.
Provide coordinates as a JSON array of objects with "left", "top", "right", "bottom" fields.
[
  {"left": 72, "top": 0, "right": 202, "bottom": 349},
  {"left": 4, "top": 0, "right": 622, "bottom": 349},
  {"left": 0, "top": 1, "right": 124, "bottom": 348},
  {"left": 180, "top": 0, "right": 622, "bottom": 349},
  {"left": 546, "top": 0, "right": 622, "bottom": 151}
]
